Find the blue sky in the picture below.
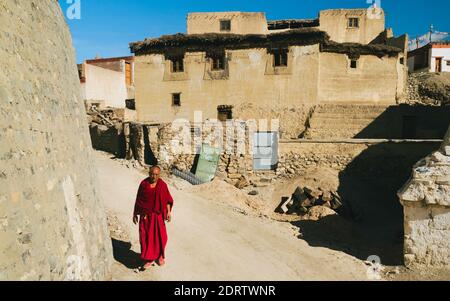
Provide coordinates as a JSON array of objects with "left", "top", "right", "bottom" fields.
[{"left": 59, "top": 0, "right": 450, "bottom": 63}]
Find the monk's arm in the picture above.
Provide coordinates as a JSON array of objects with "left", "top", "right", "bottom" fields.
[
  {"left": 166, "top": 203, "right": 172, "bottom": 222},
  {"left": 166, "top": 186, "right": 173, "bottom": 216}
]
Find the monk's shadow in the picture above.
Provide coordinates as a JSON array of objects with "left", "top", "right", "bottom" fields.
[{"left": 111, "top": 238, "right": 142, "bottom": 269}]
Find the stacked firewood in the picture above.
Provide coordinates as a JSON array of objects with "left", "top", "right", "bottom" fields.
[{"left": 87, "top": 107, "right": 122, "bottom": 127}]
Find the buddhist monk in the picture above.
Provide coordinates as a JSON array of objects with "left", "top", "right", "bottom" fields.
[{"left": 133, "top": 166, "right": 174, "bottom": 270}]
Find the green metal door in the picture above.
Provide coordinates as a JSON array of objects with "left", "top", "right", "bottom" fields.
[{"left": 195, "top": 144, "right": 221, "bottom": 183}]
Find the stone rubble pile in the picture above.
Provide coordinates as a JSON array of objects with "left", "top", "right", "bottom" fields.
[
  {"left": 278, "top": 185, "right": 343, "bottom": 215},
  {"left": 405, "top": 72, "right": 450, "bottom": 105},
  {"left": 278, "top": 153, "right": 353, "bottom": 177}
]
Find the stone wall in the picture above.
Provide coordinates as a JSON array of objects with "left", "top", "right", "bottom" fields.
[
  {"left": 88, "top": 108, "right": 127, "bottom": 158},
  {"left": 278, "top": 140, "right": 440, "bottom": 182},
  {"left": 398, "top": 126, "right": 450, "bottom": 267},
  {"left": 0, "top": 0, "right": 113, "bottom": 280},
  {"left": 89, "top": 124, "right": 125, "bottom": 157},
  {"left": 125, "top": 120, "right": 441, "bottom": 189}
]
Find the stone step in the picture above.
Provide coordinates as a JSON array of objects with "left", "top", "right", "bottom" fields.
[
  {"left": 302, "top": 104, "right": 392, "bottom": 139},
  {"left": 309, "top": 117, "right": 378, "bottom": 129},
  {"left": 310, "top": 112, "right": 385, "bottom": 119},
  {"left": 304, "top": 128, "right": 363, "bottom": 139},
  {"left": 314, "top": 105, "right": 389, "bottom": 114}
]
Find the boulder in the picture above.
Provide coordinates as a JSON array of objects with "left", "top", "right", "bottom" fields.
[
  {"left": 276, "top": 196, "right": 293, "bottom": 214},
  {"left": 304, "top": 206, "right": 337, "bottom": 221},
  {"left": 330, "top": 191, "right": 343, "bottom": 210},
  {"left": 300, "top": 198, "right": 315, "bottom": 208},
  {"left": 322, "top": 191, "right": 333, "bottom": 202},
  {"left": 304, "top": 186, "right": 322, "bottom": 199}
]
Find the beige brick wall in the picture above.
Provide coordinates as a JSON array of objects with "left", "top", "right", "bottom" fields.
[
  {"left": 135, "top": 45, "right": 321, "bottom": 123},
  {"left": 318, "top": 52, "right": 399, "bottom": 103},
  {"left": 187, "top": 12, "right": 268, "bottom": 35},
  {"left": 319, "top": 8, "right": 385, "bottom": 44},
  {"left": 135, "top": 45, "right": 400, "bottom": 123}
]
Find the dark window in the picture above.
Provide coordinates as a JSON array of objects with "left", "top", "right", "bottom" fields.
[
  {"left": 220, "top": 20, "right": 231, "bottom": 31},
  {"left": 172, "top": 93, "right": 181, "bottom": 106},
  {"left": 446, "top": 61, "right": 450, "bottom": 66},
  {"left": 125, "top": 99, "right": 135, "bottom": 110},
  {"left": 171, "top": 57, "right": 184, "bottom": 73},
  {"left": 350, "top": 59, "right": 358, "bottom": 69},
  {"left": 348, "top": 18, "right": 359, "bottom": 28},
  {"left": 217, "top": 105, "right": 233, "bottom": 121},
  {"left": 211, "top": 55, "right": 225, "bottom": 70},
  {"left": 273, "top": 48, "right": 288, "bottom": 67},
  {"left": 400, "top": 57, "right": 405, "bottom": 65}
]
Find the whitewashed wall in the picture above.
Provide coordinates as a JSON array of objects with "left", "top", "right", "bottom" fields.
[
  {"left": 82, "top": 63, "right": 127, "bottom": 108},
  {"left": 430, "top": 47, "right": 450, "bottom": 72}
]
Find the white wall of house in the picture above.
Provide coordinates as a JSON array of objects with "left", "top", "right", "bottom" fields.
[
  {"left": 407, "top": 46, "right": 450, "bottom": 73},
  {"left": 81, "top": 63, "right": 127, "bottom": 108},
  {"left": 430, "top": 47, "right": 450, "bottom": 72}
]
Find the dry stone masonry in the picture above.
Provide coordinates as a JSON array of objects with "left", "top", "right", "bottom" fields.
[
  {"left": 0, "top": 0, "right": 113, "bottom": 280},
  {"left": 398, "top": 126, "right": 450, "bottom": 267}
]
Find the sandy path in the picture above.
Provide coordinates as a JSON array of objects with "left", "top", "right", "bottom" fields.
[{"left": 94, "top": 151, "right": 368, "bottom": 281}]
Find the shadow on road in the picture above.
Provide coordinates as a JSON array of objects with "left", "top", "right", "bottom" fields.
[
  {"left": 290, "top": 215, "right": 404, "bottom": 266},
  {"left": 111, "top": 238, "right": 142, "bottom": 269}
]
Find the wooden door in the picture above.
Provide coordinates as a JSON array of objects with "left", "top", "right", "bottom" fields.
[
  {"left": 125, "top": 62, "right": 132, "bottom": 85},
  {"left": 435, "top": 57, "right": 442, "bottom": 72}
]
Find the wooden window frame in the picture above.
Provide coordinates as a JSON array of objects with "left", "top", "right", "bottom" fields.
[
  {"left": 211, "top": 55, "right": 225, "bottom": 71},
  {"left": 170, "top": 57, "right": 184, "bottom": 73},
  {"left": 348, "top": 17, "right": 359, "bottom": 28},
  {"left": 273, "top": 48, "right": 288, "bottom": 67}
]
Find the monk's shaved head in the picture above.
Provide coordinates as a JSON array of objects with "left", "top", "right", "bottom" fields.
[
  {"left": 148, "top": 166, "right": 161, "bottom": 184},
  {"left": 150, "top": 166, "right": 161, "bottom": 172}
]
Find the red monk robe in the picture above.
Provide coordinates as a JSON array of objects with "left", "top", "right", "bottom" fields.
[{"left": 134, "top": 178, "right": 174, "bottom": 263}]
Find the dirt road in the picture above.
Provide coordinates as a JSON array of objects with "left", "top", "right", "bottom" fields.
[{"left": 94, "top": 151, "right": 368, "bottom": 280}]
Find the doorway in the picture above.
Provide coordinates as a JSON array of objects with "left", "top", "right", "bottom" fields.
[
  {"left": 435, "top": 57, "right": 442, "bottom": 73},
  {"left": 253, "top": 132, "right": 279, "bottom": 170}
]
